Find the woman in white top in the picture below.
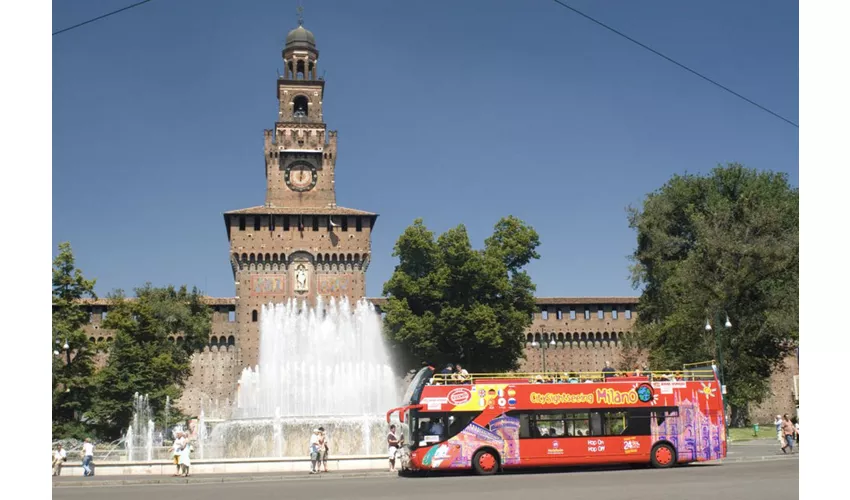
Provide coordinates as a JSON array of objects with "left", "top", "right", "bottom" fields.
[
  {"left": 52, "top": 444, "right": 67, "bottom": 476},
  {"left": 178, "top": 435, "right": 192, "bottom": 476},
  {"left": 172, "top": 432, "right": 183, "bottom": 476}
]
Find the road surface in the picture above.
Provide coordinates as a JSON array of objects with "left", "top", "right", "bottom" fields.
[{"left": 54, "top": 459, "right": 798, "bottom": 500}]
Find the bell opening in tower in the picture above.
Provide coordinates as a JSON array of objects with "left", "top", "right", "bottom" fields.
[{"left": 293, "top": 95, "right": 308, "bottom": 118}]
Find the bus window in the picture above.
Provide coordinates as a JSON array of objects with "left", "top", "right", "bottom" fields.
[
  {"left": 446, "top": 412, "right": 480, "bottom": 438},
  {"left": 534, "top": 414, "right": 566, "bottom": 438},
  {"left": 565, "top": 413, "right": 590, "bottom": 436},
  {"left": 605, "top": 411, "right": 628, "bottom": 435}
]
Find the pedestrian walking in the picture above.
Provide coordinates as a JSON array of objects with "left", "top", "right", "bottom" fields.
[
  {"left": 780, "top": 414, "right": 796, "bottom": 454},
  {"left": 81, "top": 438, "right": 95, "bottom": 476},
  {"left": 52, "top": 444, "right": 67, "bottom": 476},
  {"left": 774, "top": 415, "right": 784, "bottom": 451}
]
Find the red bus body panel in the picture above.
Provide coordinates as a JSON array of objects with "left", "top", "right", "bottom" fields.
[{"left": 407, "top": 378, "right": 726, "bottom": 471}]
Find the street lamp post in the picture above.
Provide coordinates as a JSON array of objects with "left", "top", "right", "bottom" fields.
[
  {"left": 63, "top": 339, "right": 71, "bottom": 365},
  {"left": 705, "top": 315, "right": 732, "bottom": 428},
  {"left": 531, "top": 337, "right": 557, "bottom": 372}
]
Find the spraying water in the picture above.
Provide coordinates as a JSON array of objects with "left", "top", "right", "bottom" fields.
[
  {"left": 235, "top": 297, "right": 397, "bottom": 418},
  {"left": 125, "top": 393, "right": 155, "bottom": 462},
  {"left": 206, "top": 297, "right": 400, "bottom": 457}
]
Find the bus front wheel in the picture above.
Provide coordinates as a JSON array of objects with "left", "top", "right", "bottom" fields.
[
  {"left": 650, "top": 443, "right": 676, "bottom": 469},
  {"left": 472, "top": 449, "right": 499, "bottom": 475}
]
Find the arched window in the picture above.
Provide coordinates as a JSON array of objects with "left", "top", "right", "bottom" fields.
[
  {"left": 293, "top": 95, "right": 309, "bottom": 116},
  {"left": 219, "top": 336, "right": 227, "bottom": 345},
  {"left": 252, "top": 310, "right": 258, "bottom": 322},
  {"left": 296, "top": 61, "right": 306, "bottom": 80},
  {"left": 176, "top": 336, "right": 184, "bottom": 343},
  {"left": 227, "top": 335, "right": 235, "bottom": 346},
  {"left": 210, "top": 336, "right": 219, "bottom": 346}
]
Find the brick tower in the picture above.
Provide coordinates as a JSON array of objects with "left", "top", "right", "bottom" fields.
[{"left": 223, "top": 21, "right": 378, "bottom": 369}]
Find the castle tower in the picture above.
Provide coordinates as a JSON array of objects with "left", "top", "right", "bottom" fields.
[{"left": 223, "top": 20, "right": 377, "bottom": 368}]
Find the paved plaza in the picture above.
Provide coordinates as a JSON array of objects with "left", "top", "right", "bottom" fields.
[{"left": 54, "top": 456, "right": 798, "bottom": 500}]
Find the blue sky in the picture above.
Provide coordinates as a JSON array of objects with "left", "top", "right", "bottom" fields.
[{"left": 52, "top": 0, "right": 798, "bottom": 300}]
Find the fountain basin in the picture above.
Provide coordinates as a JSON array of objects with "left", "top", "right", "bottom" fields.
[{"left": 205, "top": 416, "right": 390, "bottom": 458}]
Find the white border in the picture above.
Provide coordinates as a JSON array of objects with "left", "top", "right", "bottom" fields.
[
  {"left": 0, "top": 0, "right": 50, "bottom": 497},
  {"left": 800, "top": 1, "right": 848, "bottom": 498}
]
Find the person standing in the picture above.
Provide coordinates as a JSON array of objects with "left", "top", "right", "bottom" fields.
[
  {"left": 780, "top": 415, "right": 796, "bottom": 454},
  {"left": 81, "top": 438, "right": 94, "bottom": 476},
  {"left": 179, "top": 434, "right": 192, "bottom": 476},
  {"left": 601, "top": 361, "right": 615, "bottom": 380},
  {"left": 774, "top": 415, "right": 784, "bottom": 451},
  {"left": 318, "top": 427, "right": 329, "bottom": 473},
  {"left": 172, "top": 432, "right": 184, "bottom": 476},
  {"left": 388, "top": 424, "right": 401, "bottom": 472},
  {"left": 309, "top": 429, "right": 321, "bottom": 474},
  {"left": 52, "top": 444, "right": 67, "bottom": 476}
]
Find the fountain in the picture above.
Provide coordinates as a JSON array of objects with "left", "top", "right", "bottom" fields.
[
  {"left": 125, "top": 392, "right": 155, "bottom": 462},
  {"left": 205, "top": 297, "right": 399, "bottom": 458}
]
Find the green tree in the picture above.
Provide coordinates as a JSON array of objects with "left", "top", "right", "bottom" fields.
[
  {"left": 628, "top": 163, "right": 798, "bottom": 424},
  {"left": 88, "top": 284, "right": 211, "bottom": 439},
  {"left": 52, "top": 242, "right": 98, "bottom": 439},
  {"left": 382, "top": 216, "right": 540, "bottom": 373}
]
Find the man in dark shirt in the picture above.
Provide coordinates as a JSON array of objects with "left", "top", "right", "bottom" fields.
[{"left": 601, "top": 361, "right": 616, "bottom": 380}]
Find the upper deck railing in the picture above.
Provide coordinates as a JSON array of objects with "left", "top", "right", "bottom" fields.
[{"left": 427, "top": 363, "right": 717, "bottom": 386}]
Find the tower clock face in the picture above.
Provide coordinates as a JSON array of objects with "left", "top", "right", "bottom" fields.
[{"left": 285, "top": 163, "right": 317, "bottom": 192}]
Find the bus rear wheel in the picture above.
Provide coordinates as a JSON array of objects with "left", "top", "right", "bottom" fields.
[
  {"left": 472, "top": 449, "right": 499, "bottom": 475},
  {"left": 650, "top": 443, "right": 676, "bottom": 469}
]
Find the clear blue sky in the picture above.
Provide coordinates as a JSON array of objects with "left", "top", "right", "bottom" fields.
[{"left": 52, "top": 0, "right": 799, "bottom": 300}]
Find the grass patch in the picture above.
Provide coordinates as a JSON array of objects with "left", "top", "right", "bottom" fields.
[{"left": 728, "top": 426, "right": 778, "bottom": 442}]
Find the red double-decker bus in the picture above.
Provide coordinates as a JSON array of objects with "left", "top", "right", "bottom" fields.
[{"left": 387, "top": 362, "right": 726, "bottom": 475}]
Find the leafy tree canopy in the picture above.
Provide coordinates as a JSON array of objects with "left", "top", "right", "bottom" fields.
[
  {"left": 88, "top": 284, "right": 211, "bottom": 439},
  {"left": 628, "top": 163, "right": 798, "bottom": 422},
  {"left": 52, "top": 242, "right": 98, "bottom": 439},
  {"left": 382, "top": 216, "right": 540, "bottom": 374}
]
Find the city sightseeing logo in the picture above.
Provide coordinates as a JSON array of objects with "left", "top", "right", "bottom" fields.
[{"left": 447, "top": 388, "right": 471, "bottom": 405}]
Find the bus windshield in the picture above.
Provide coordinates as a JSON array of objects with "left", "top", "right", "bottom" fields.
[
  {"left": 402, "top": 367, "right": 434, "bottom": 406},
  {"left": 409, "top": 410, "right": 481, "bottom": 449}
]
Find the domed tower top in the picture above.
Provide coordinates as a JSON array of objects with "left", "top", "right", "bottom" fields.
[
  {"left": 281, "top": 7, "right": 319, "bottom": 80},
  {"left": 285, "top": 24, "right": 316, "bottom": 51}
]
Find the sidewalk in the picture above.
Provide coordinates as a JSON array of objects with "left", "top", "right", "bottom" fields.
[{"left": 54, "top": 469, "right": 396, "bottom": 487}]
